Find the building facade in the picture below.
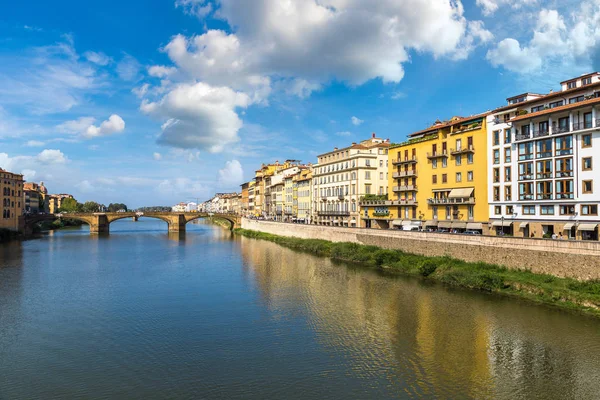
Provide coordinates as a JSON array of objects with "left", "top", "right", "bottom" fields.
[
  {"left": 385, "top": 114, "right": 490, "bottom": 233},
  {"left": 294, "top": 168, "right": 313, "bottom": 223},
  {"left": 313, "top": 134, "right": 390, "bottom": 227},
  {"left": 488, "top": 72, "right": 600, "bottom": 240},
  {"left": 0, "top": 168, "right": 24, "bottom": 231}
]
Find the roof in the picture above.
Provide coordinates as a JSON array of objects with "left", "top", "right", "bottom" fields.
[
  {"left": 560, "top": 72, "right": 600, "bottom": 84},
  {"left": 408, "top": 112, "right": 489, "bottom": 137},
  {"left": 506, "top": 92, "right": 544, "bottom": 101},
  {"left": 493, "top": 81, "right": 600, "bottom": 113},
  {"left": 511, "top": 96, "right": 600, "bottom": 122}
]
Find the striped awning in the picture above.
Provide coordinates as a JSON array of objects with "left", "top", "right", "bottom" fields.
[
  {"left": 425, "top": 220, "right": 438, "bottom": 227},
  {"left": 562, "top": 222, "right": 575, "bottom": 230},
  {"left": 492, "top": 220, "right": 512, "bottom": 227},
  {"left": 467, "top": 222, "right": 483, "bottom": 230},
  {"left": 519, "top": 222, "right": 528, "bottom": 228},
  {"left": 392, "top": 219, "right": 404, "bottom": 226},
  {"left": 438, "top": 221, "right": 452, "bottom": 229},
  {"left": 578, "top": 223, "right": 598, "bottom": 231},
  {"left": 401, "top": 220, "right": 413, "bottom": 226},
  {"left": 451, "top": 221, "right": 467, "bottom": 229},
  {"left": 448, "top": 188, "right": 474, "bottom": 198}
]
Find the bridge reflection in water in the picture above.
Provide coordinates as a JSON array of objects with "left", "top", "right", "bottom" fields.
[{"left": 21, "top": 212, "right": 240, "bottom": 235}]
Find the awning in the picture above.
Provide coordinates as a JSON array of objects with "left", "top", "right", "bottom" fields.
[
  {"left": 401, "top": 220, "right": 413, "bottom": 226},
  {"left": 448, "top": 188, "right": 474, "bottom": 198},
  {"left": 438, "top": 221, "right": 452, "bottom": 228},
  {"left": 392, "top": 219, "right": 404, "bottom": 226},
  {"left": 519, "top": 222, "right": 528, "bottom": 229},
  {"left": 451, "top": 221, "right": 467, "bottom": 229},
  {"left": 467, "top": 222, "right": 483, "bottom": 230},
  {"left": 562, "top": 222, "right": 574, "bottom": 230},
  {"left": 578, "top": 223, "right": 598, "bottom": 231},
  {"left": 424, "top": 220, "right": 438, "bottom": 227},
  {"left": 492, "top": 220, "right": 512, "bottom": 227}
]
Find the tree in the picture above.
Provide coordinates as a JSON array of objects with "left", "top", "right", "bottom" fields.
[
  {"left": 59, "top": 198, "right": 82, "bottom": 213},
  {"left": 82, "top": 201, "right": 101, "bottom": 213},
  {"left": 108, "top": 203, "right": 128, "bottom": 212}
]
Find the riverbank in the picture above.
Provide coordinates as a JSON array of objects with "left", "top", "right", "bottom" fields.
[
  {"left": 0, "top": 228, "right": 18, "bottom": 243},
  {"left": 234, "top": 228, "right": 600, "bottom": 317}
]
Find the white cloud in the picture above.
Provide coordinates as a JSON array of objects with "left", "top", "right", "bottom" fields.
[
  {"left": 157, "top": 177, "right": 210, "bottom": 198},
  {"left": 141, "top": 82, "right": 252, "bottom": 152},
  {"left": 132, "top": 83, "right": 150, "bottom": 98},
  {"left": 116, "top": 54, "right": 141, "bottom": 81},
  {"left": 84, "top": 51, "right": 111, "bottom": 66},
  {"left": 487, "top": 3, "right": 600, "bottom": 74},
  {"left": 21, "top": 169, "right": 37, "bottom": 181},
  {"left": 175, "top": 0, "right": 213, "bottom": 18},
  {"left": 351, "top": 116, "right": 364, "bottom": 126},
  {"left": 36, "top": 149, "right": 68, "bottom": 164},
  {"left": 25, "top": 140, "right": 45, "bottom": 147},
  {"left": 153, "top": 152, "right": 162, "bottom": 160},
  {"left": 336, "top": 131, "right": 352, "bottom": 136},
  {"left": 56, "top": 116, "right": 97, "bottom": 134},
  {"left": 476, "top": 0, "right": 539, "bottom": 16},
  {"left": 83, "top": 115, "right": 125, "bottom": 139},
  {"left": 217, "top": 159, "right": 244, "bottom": 188},
  {"left": 148, "top": 65, "right": 177, "bottom": 78}
]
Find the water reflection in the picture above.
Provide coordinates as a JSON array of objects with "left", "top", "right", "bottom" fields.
[{"left": 239, "top": 236, "right": 600, "bottom": 399}]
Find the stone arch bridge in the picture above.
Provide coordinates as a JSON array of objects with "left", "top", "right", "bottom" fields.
[{"left": 20, "top": 212, "right": 241, "bottom": 235}]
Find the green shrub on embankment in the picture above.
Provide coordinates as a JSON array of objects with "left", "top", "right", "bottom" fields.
[{"left": 234, "top": 228, "right": 600, "bottom": 317}]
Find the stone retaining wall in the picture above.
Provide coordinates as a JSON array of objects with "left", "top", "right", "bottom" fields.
[{"left": 241, "top": 219, "right": 600, "bottom": 280}]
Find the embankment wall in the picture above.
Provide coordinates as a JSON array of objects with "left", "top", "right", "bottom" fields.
[{"left": 241, "top": 219, "right": 600, "bottom": 280}]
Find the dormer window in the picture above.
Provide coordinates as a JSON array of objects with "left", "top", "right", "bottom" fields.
[
  {"left": 582, "top": 77, "right": 592, "bottom": 85},
  {"left": 567, "top": 81, "right": 577, "bottom": 89}
]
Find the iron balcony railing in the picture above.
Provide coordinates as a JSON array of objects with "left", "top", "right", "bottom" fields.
[
  {"left": 392, "top": 170, "right": 417, "bottom": 178},
  {"left": 426, "top": 151, "right": 449, "bottom": 159},
  {"left": 532, "top": 128, "right": 550, "bottom": 138},
  {"left": 391, "top": 157, "right": 418, "bottom": 165},
  {"left": 555, "top": 171, "right": 574, "bottom": 178},
  {"left": 518, "top": 194, "right": 534, "bottom": 201},
  {"left": 427, "top": 197, "right": 475, "bottom": 205},
  {"left": 393, "top": 185, "right": 418, "bottom": 192},
  {"left": 536, "top": 194, "right": 553, "bottom": 200},
  {"left": 450, "top": 146, "right": 475, "bottom": 155},
  {"left": 556, "top": 193, "right": 575, "bottom": 200},
  {"left": 317, "top": 210, "right": 351, "bottom": 216}
]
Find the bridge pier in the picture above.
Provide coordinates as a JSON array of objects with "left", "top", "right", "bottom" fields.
[
  {"left": 168, "top": 214, "right": 186, "bottom": 233},
  {"left": 89, "top": 214, "right": 109, "bottom": 234},
  {"left": 133, "top": 215, "right": 139, "bottom": 222}
]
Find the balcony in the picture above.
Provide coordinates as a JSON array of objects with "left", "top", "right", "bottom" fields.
[
  {"left": 536, "top": 194, "right": 553, "bottom": 200},
  {"left": 518, "top": 194, "right": 534, "bottom": 201},
  {"left": 450, "top": 146, "right": 475, "bottom": 155},
  {"left": 573, "top": 122, "right": 594, "bottom": 132},
  {"left": 555, "top": 125, "right": 570, "bottom": 134},
  {"left": 555, "top": 171, "right": 574, "bottom": 178},
  {"left": 556, "top": 193, "right": 575, "bottom": 200},
  {"left": 426, "top": 151, "right": 448, "bottom": 159},
  {"left": 427, "top": 197, "right": 475, "bottom": 205},
  {"left": 518, "top": 174, "right": 534, "bottom": 181},
  {"left": 317, "top": 210, "right": 351, "bottom": 216},
  {"left": 515, "top": 133, "right": 531, "bottom": 141},
  {"left": 372, "top": 212, "right": 390, "bottom": 218},
  {"left": 532, "top": 128, "right": 550, "bottom": 138},
  {"left": 392, "top": 157, "right": 417, "bottom": 165},
  {"left": 536, "top": 172, "right": 553, "bottom": 179},
  {"left": 397, "top": 199, "right": 418, "bottom": 205},
  {"left": 393, "top": 185, "right": 418, "bottom": 192},
  {"left": 392, "top": 170, "right": 417, "bottom": 178}
]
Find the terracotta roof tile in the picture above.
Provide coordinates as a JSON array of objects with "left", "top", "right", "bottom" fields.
[{"left": 511, "top": 97, "right": 600, "bottom": 122}]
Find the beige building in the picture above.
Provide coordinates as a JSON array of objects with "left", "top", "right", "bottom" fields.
[
  {"left": 294, "top": 168, "right": 313, "bottom": 223},
  {"left": 0, "top": 168, "right": 24, "bottom": 231},
  {"left": 313, "top": 134, "right": 391, "bottom": 227},
  {"left": 48, "top": 194, "right": 74, "bottom": 214}
]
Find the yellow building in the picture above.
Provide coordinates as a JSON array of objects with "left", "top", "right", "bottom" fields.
[
  {"left": 388, "top": 114, "right": 490, "bottom": 233},
  {"left": 294, "top": 168, "right": 312, "bottom": 223},
  {"left": 0, "top": 168, "right": 24, "bottom": 231}
]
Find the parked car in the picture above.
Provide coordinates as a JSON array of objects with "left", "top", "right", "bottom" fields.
[{"left": 463, "top": 230, "right": 482, "bottom": 235}]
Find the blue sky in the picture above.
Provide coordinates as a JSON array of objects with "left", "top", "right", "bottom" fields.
[{"left": 0, "top": 0, "right": 597, "bottom": 207}]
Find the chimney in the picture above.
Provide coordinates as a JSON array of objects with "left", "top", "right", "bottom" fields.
[
  {"left": 351, "top": 142, "right": 357, "bottom": 145},
  {"left": 372, "top": 132, "right": 376, "bottom": 138},
  {"left": 334, "top": 147, "right": 338, "bottom": 150}
]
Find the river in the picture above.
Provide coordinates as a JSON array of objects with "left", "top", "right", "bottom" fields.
[{"left": 0, "top": 219, "right": 599, "bottom": 399}]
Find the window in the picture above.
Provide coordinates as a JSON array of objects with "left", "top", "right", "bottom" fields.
[
  {"left": 549, "top": 100, "right": 564, "bottom": 108},
  {"left": 493, "top": 131, "right": 500, "bottom": 146},
  {"left": 555, "top": 136, "right": 573, "bottom": 156},
  {"left": 555, "top": 158, "right": 573, "bottom": 177},
  {"left": 569, "top": 95, "right": 584, "bottom": 104},
  {"left": 583, "top": 180, "right": 593, "bottom": 194},
  {"left": 523, "top": 205, "right": 536, "bottom": 215},
  {"left": 365, "top": 159, "right": 371, "bottom": 167},
  {"left": 518, "top": 142, "right": 533, "bottom": 160},
  {"left": 493, "top": 149, "right": 500, "bottom": 164},
  {"left": 467, "top": 171, "right": 473, "bottom": 182},
  {"left": 365, "top": 171, "right": 371, "bottom": 180},
  {"left": 365, "top": 184, "right": 371, "bottom": 194},
  {"left": 432, "top": 206, "right": 438, "bottom": 219},
  {"left": 519, "top": 182, "right": 534, "bottom": 200},
  {"left": 441, "top": 158, "right": 447, "bottom": 168},
  {"left": 505, "top": 186, "right": 512, "bottom": 201},
  {"left": 442, "top": 174, "right": 447, "bottom": 184},
  {"left": 582, "top": 204, "right": 598, "bottom": 215},
  {"left": 555, "top": 180, "right": 574, "bottom": 199},
  {"left": 379, "top": 160, "right": 383, "bottom": 167},
  {"left": 584, "top": 113, "right": 593, "bottom": 129},
  {"left": 567, "top": 81, "right": 577, "bottom": 89},
  {"left": 432, "top": 159, "right": 437, "bottom": 169},
  {"left": 582, "top": 134, "right": 592, "bottom": 148},
  {"left": 432, "top": 175, "right": 437, "bottom": 184},
  {"left": 557, "top": 116, "right": 569, "bottom": 133},
  {"left": 455, "top": 155, "right": 462, "bottom": 166},
  {"left": 536, "top": 159, "right": 552, "bottom": 179},
  {"left": 506, "top": 205, "right": 514, "bottom": 215},
  {"left": 494, "top": 206, "right": 501, "bottom": 215},
  {"left": 583, "top": 157, "right": 593, "bottom": 171},
  {"left": 493, "top": 186, "right": 500, "bottom": 201},
  {"left": 536, "top": 139, "right": 552, "bottom": 158},
  {"left": 493, "top": 168, "right": 500, "bottom": 183},
  {"left": 582, "top": 77, "right": 592, "bottom": 85},
  {"left": 536, "top": 181, "right": 553, "bottom": 200},
  {"left": 559, "top": 205, "right": 575, "bottom": 215},
  {"left": 531, "top": 105, "right": 544, "bottom": 113},
  {"left": 541, "top": 205, "right": 555, "bottom": 215},
  {"left": 456, "top": 172, "right": 462, "bottom": 182},
  {"left": 518, "top": 162, "right": 534, "bottom": 180},
  {"left": 504, "top": 129, "right": 511, "bottom": 144},
  {"left": 505, "top": 166, "right": 512, "bottom": 182},
  {"left": 504, "top": 147, "right": 511, "bottom": 163},
  {"left": 504, "top": 113, "right": 511, "bottom": 122},
  {"left": 456, "top": 138, "right": 462, "bottom": 151},
  {"left": 467, "top": 153, "right": 474, "bottom": 164},
  {"left": 379, "top": 172, "right": 384, "bottom": 180}
]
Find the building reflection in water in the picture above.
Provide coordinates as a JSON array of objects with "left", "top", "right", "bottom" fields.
[{"left": 238, "top": 236, "right": 600, "bottom": 399}]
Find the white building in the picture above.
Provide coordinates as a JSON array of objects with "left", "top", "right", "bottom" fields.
[
  {"left": 487, "top": 72, "right": 600, "bottom": 240},
  {"left": 172, "top": 202, "right": 186, "bottom": 212},
  {"left": 185, "top": 202, "right": 197, "bottom": 212},
  {"left": 313, "top": 134, "right": 390, "bottom": 227}
]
